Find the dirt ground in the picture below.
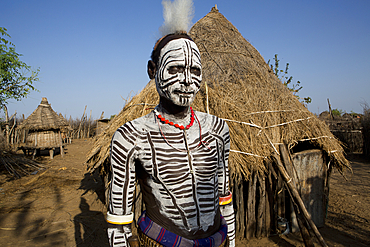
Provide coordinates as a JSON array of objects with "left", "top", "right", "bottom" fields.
[{"left": 0, "top": 139, "right": 369, "bottom": 246}]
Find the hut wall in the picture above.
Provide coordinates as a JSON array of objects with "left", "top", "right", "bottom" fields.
[
  {"left": 331, "top": 128, "right": 363, "bottom": 153},
  {"left": 96, "top": 119, "right": 110, "bottom": 136},
  {"left": 362, "top": 112, "right": 370, "bottom": 157},
  {"left": 291, "top": 149, "right": 327, "bottom": 228},
  {"left": 322, "top": 118, "right": 363, "bottom": 153},
  {"left": 230, "top": 149, "right": 328, "bottom": 239},
  {"left": 25, "top": 130, "right": 62, "bottom": 149},
  {"left": 231, "top": 168, "right": 276, "bottom": 239}
]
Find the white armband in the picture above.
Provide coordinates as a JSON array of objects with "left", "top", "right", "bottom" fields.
[{"left": 106, "top": 212, "right": 134, "bottom": 225}]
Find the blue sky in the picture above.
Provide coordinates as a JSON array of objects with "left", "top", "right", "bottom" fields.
[{"left": 2, "top": 0, "right": 369, "bottom": 119}]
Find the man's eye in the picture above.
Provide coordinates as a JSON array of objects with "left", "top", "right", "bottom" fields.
[
  {"left": 169, "top": 66, "right": 185, "bottom": 74},
  {"left": 190, "top": 67, "right": 201, "bottom": 76}
]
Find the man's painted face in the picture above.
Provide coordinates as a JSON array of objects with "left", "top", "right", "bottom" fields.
[{"left": 155, "top": 38, "right": 202, "bottom": 107}]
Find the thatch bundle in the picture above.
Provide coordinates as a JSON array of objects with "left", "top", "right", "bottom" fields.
[
  {"left": 86, "top": 7, "right": 349, "bottom": 181},
  {"left": 0, "top": 152, "right": 44, "bottom": 178}
]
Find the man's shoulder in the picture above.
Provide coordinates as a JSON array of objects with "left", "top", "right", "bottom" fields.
[
  {"left": 194, "top": 110, "right": 228, "bottom": 132},
  {"left": 194, "top": 110, "right": 226, "bottom": 122},
  {"left": 115, "top": 111, "right": 156, "bottom": 133}
]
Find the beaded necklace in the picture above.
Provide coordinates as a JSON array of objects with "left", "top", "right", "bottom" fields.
[
  {"left": 153, "top": 107, "right": 211, "bottom": 151},
  {"left": 154, "top": 107, "right": 195, "bottom": 130}
]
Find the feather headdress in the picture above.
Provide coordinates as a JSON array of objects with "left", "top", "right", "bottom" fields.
[
  {"left": 159, "top": 0, "right": 194, "bottom": 36},
  {"left": 150, "top": 0, "right": 195, "bottom": 64}
]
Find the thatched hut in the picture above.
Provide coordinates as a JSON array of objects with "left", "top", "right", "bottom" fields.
[
  {"left": 58, "top": 113, "right": 72, "bottom": 143},
  {"left": 362, "top": 107, "right": 370, "bottom": 157},
  {"left": 319, "top": 112, "right": 363, "bottom": 153},
  {"left": 85, "top": 7, "right": 350, "bottom": 240},
  {"left": 95, "top": 118, "right": 110, "bottom": 136},
  {"left": 17, "top": 97, "right": 71, "bottom": 159}
]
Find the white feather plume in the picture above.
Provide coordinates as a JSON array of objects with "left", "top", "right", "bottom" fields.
[{"left": 159, "top": 0, "right": 194, "bottom": 36}]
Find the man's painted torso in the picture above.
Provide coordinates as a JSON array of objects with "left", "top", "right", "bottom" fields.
[{"left": 109, "top": 110, "right": 230, "bottom": 239}]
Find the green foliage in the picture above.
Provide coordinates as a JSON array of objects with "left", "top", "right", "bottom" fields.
[
  {"left": 268, "top": 54, "right": 311, "bottom": 105},
  {"left": 0, "top": 27, "right": 39, "bottom": 110},
  {"left": 332, "top": 108, "right": 344, "bottom": 116}
]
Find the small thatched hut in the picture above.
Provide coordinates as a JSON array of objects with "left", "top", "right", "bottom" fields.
[
  {"left": 85, "top": 7, "right": 350, "bottom": 240},
  {"left": 362, "top": 107, "right": 370, "bottom": 157},
  {"left": 95, "top": 118, "right": 110, "bottom": 136},
  {"left": 319, "top": 112, "right": 363, "bottom": 153},
  {"left": 17, "top": 97, "right": 71, "bottom": 159}
]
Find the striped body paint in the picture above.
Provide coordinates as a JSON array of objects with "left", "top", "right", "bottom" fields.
[
  {"left": 107, "top": 37, "right": 235, "bottom": 247},
  {"left": 155, "top": 38, "right": 202, "bottom": 107},
  {"left": 107, "top": 111, "right": 235, "bottom": 246}
]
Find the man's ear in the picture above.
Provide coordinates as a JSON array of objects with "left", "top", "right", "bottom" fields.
[{"left": 147, "top": 60, "right": 156, "bottom": 79}]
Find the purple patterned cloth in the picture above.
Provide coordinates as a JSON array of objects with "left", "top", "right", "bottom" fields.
[{"left": 137, "top": 211, "right": 227, "bottom": 247}]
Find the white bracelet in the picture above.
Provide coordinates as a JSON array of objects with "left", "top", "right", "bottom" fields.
[{"left": 106, "top": 212, "right": 134, "bottom": 225}]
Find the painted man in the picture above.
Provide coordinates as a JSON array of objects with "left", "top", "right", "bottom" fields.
[{"left": 106, "top": 32, "right": 235, "bottom": 247}]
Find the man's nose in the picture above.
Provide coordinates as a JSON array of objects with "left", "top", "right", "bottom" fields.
[{"left": 182, "top": 68, "right": 191, "bottom": 86}]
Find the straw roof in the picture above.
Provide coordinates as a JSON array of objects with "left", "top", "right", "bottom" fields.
[
  {"left": 85, "top": 7, "right": 349, "bottom": 181},
  {"left": 18, "top": 97, "right": 71, "bottom": 131}
]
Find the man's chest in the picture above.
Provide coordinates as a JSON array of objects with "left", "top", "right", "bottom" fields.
[{"left": 138, "top": 129, "right": 224, "bottom": 184}]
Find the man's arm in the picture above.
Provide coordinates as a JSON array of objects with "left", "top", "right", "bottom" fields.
[
  {"left": 107, "top": 124, "right": 138, "bottom": 247},
  {"left": 217, "top": 120, "right": 236, "bottom": 247}
]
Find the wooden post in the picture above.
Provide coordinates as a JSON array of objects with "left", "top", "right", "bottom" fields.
[
  {"left": 256, "top": 172, "right": 266, "bottom": 238},
  {"left": 235, "top": 179, "right": 245, "bottom": 237},
  {"left": 277, "top": 170, "right": 285, "bottom": 224},
  {"left": 205, "top": 81, "right": 209, "bottom": 114},
  {"left": 87, "top": 110, "right": 92, "bottom": 138},
  {"left": 59, "top": 131, "right": 64, "bottom": 157},
  {"left": 234, "top": 179, "right": 240, "bottom": 235},
  {"left": 293, "top": 203, "right": 314, "bottom": 247},
  {"left": 77, "top": 105, "right": 87, "bottom": 139},
  {"left": 4, "top": 105, "right": 9, "bottom": 145},
  {"left": 246, "top": 171, "right": 257, "bottom": 239},
  {"left": 265, "top": 161, "right": 275, "bottom": 236},
  {"left": 279, "top": 143, "right": 299, "bottom": 233},
  {"left": 273, "top": 151, "right": 328, "bottom": 247},
  {"left": 279, "top": 144, "right": 314, "bottom": 246},
  {"left": 327, "top": 98, "right": 334, "bottom": 120},
  {"left": 9, "top": 111, "right": 16, "bottom": 145},
  {"left": 33, "top": 149, "right": 37, "bottom": 159},
  {"left": 49, "top": 148, "right": 54, "bottom": 159}
]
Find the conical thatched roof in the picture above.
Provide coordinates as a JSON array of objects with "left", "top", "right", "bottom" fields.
[
  {"left": 85, "top": 8, "right": 349, "bottom": 181},
  {"left": 58, "top": 113, "right": 73, "bottom": 131},
  {"left": 189, "top": 7, "right": 271, "bottom": 85},
  {"left": 18, "top": 97, "right": 71, "bottom": 131}
]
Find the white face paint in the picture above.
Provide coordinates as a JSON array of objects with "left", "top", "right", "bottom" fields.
[{"left": 155, "top": 38, "right": 202, "bottom": 107}]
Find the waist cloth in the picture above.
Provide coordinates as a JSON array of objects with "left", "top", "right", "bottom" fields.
[{"left": 137, "top": 211, "right": 228, "bottom": 247}]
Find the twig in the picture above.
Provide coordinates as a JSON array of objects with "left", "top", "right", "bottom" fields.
[
  {"left": 230, "top": 149, "right": 266, "bottom": 158},
  {"left": 264, "top": 117, "right": 312, "bottom": 129},
  {"left": 222, "top": 118, "right": 262, "bottom": 129}
]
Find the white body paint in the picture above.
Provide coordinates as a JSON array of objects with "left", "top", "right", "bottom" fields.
[
  {"left": 156, "top": 38, "right": 202, "bottom": 107},
  {"left": 107, "top": 37, "right": 235, "bottom": 247}
]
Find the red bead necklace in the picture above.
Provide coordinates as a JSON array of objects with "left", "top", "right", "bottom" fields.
[{"left": 155, "top": 107, "right": 195, "bottom": 130}]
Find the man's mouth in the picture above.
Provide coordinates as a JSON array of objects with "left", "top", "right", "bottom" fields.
[{"left": 175, "top": 90, "right": 194, "bottom": 97}]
